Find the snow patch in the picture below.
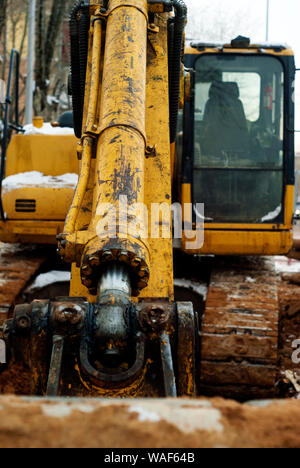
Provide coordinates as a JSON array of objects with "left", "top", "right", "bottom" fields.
[
  {"left": 73, "top": 404, "right": 95, "bottom": 414},
  {"left": 42, "top": 404, "right": 73, "bottom": 418},
  {"left": 165, "top": 406, "right": 223, "bottom": 433},
  {"left": 274, "top": 256, "right": 300, "bottom": 274},
  {"left": 46, "top": 96, "right": 59, "bottom": 107},
  {"left": 246, "top": 277, "right": 256, "bottom": 283},
  {"left": 26, "top": 271, "right": 71, "bottom": 292},
  {"left": 2, "top": 171, "right": 78, "bottom": 194},
  {"left": 23, "top": 122, "right": 74, "bottom": 136},
  {"left": 127, "top": 400, "right": 223, "bottom": 433},
  {"left": 246, "top": 400, "right": 273, "bottom": 408},
  {"left": 0, "top": 243, "right": 41, "bottom": 257},
  {"left": 41, "top": 403, "right": 95, "bottom": 419},
  {"left": 128, "top": 406, "right": 161, "bottom": 423},
  {"left": 261, "top": 205, "right": 282, "bottom": 222}
]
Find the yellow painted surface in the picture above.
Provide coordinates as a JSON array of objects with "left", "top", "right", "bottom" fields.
[
  {"left": 181, "top": 180, "right": 295, "bottom": 254},
  {"left": 2, "top": 186, "right": 75, "bottom": 221},
  {"left": 0, "top": 220, "right": 64, "bottom": 244},
  {"left": 181, "top": 45, "right": 295, "bottom": 256},
  {"left": 139, "top": 12, "right": 174, "bottom": 300},
  {"left": 5, "top": 134, "right": 79, "bottom": 176},
  {"left": 67, "top": 2, "right": 174, "bottom": 300},
  {"left": 70, "top": 264, "right": 91, "bottom": 299},
  {"left": 0, "top": 132, "right": 79, "bottom": 244},
  {"left": 185, "top": 46, "right": 295, "bottom": 57},
  {"left": 183, "top": 229, "right": 293, "bottom": 256},
  {"left": 284, "top": 185, "right": 295, "bottom": 226}
]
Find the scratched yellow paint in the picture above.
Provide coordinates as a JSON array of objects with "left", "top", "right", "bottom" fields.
[
  {"left": 65, "top": 0, "right": 173, "bottom": 300},
  {"left": 5, "top": 134, "right": 79, "bottom": 176}
]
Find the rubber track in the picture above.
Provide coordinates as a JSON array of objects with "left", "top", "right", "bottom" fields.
[
  {"left": 0, "top": 244, "right": 48, "bottom": 334},
  {"left": 199, "top": 256, "right": 279, "bottom": 400}
]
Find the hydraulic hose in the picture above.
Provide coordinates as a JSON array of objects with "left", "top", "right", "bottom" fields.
[
  {"left": 169, "top": 0, "right": 187, "bottom": 143},
  {"left": 70, "top": 1, "right": 89, "bottom": 138},
  {"left": 70, "top": 0, "right": 186, "bottom": 142},
  {"left": 79, "top": 10, "right": 90, "bottom": 116}
]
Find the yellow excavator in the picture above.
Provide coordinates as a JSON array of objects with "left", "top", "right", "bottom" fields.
[{"left": 0, "top": 0, "right": 296, "bottom": 400}]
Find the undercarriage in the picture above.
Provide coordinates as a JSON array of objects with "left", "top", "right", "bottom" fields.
[{"left": 1, "top": 246, "right": 300, "bottom": 401}]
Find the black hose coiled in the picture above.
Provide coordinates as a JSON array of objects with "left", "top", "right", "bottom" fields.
[
  {"left": 169, "top": 0, "right": 187, "bottom": 143},
  {"left": 79, "top": 10, "right": 90, "bottom": 112},
  {"left": 70, "top": 1, "right": 89, "bottom": 138},
  {"left": 167, "top": 18, "right": 175, "bottom": 103}
]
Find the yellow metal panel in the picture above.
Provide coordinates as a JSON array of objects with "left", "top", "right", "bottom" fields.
[
  {"left": 180, "top": 180, "right": 294, "bottom": 254},
  {"left": 68, "top": 11, "right": 174, "bottom": 300},
  {"left": 0, "top": 220, "right": 64, "bottom": 244},
  {"left": 284, "top": 185, "right": 294, "bottom": 226},
  {"left": 2, "top": 187, "right": 75, "bottom": 221},
  {"left": 70, "top": 264, "right": 93, "bottom": 301},
  {"left": 6, "top": 134, "right": 79, "bottom": 177},
  {"left": 184, "top": 46, "right": 295, "bottom": 57},
  {"left": 181, "top": 182, "right": 192, "bottom": 224},
  {"left": 139, "top": 13, "right": 174, "bottom": 300},
  {"left": 0, "top": 132, "right": 79, "bottom": 243},
  {"left": 183, "top": 229, "right": 293, "bottom": 256}
]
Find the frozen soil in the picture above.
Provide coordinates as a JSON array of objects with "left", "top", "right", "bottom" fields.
[
  {"left": 0, "top": 396, "right": 300, "bottom": 448},
  {"left": 0, "top": 261, "right": 300, "bottom": 448}
]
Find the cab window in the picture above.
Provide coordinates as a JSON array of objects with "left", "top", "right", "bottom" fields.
[{"left": 193, "top": 54, "right": 284, "bottom": 223}]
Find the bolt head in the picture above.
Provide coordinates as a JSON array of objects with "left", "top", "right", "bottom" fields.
[
  {"left": 89, "top": 256, "right": 100, "bottom": 266},
  {"left": 54, "top": 303, "right": 84, "bottom": 326},
  {"left": 16, "top": 315, "right": 31, "bottom": 330},
  {"left": 102, "top": 251, "right": 113, "bottom": 261}
]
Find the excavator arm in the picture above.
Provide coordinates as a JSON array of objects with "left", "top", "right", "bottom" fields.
[
  {"left": 1, "top": 0, "right": 299, "bottom": 405},
  {"left": 2, "top": 0, "right": 196, "bottom": 398}
]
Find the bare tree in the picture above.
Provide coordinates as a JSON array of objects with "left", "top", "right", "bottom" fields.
[
  {"left": 185, "top": 0, "right": 264, "bottom": 43},
  {"left": 34, "top": 0, "right": 71, "bottom": 117},
  {"left": 0, "top": 0, "right": 7, "bottom": 42},
  {"left": 0, "top": 0, "right": 30, "bottom": 137}
]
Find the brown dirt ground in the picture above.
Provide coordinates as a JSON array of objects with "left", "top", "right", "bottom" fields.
[
  {"left": 0, "top": 361, "right": 31, "bottom": 395},
  {"left": 0, "top": 396, "right": 300, "bottom": 448}
]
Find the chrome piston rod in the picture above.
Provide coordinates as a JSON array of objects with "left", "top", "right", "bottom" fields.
[
  {"left": 95, "top": 263, "right": 132, "bottom": 367},
  {"left": 98, "top": 263, "right": 131, "bottom": 298}
]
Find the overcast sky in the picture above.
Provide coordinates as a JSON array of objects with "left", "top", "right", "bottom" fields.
[{"left": 185, "top": 0, "right": 300, "bottom": 150}]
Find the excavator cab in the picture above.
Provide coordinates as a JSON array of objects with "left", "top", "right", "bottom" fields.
[{"left": 181, "top": 37, "right": 295, "bottom": 255}]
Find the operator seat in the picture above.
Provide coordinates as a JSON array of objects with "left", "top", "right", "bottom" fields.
[
  {"left": 201, "top": 81, "right": 249, "bottom": 157},
  {"left": 58, "top": 111, "right": 74, "bottom": 128}
]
